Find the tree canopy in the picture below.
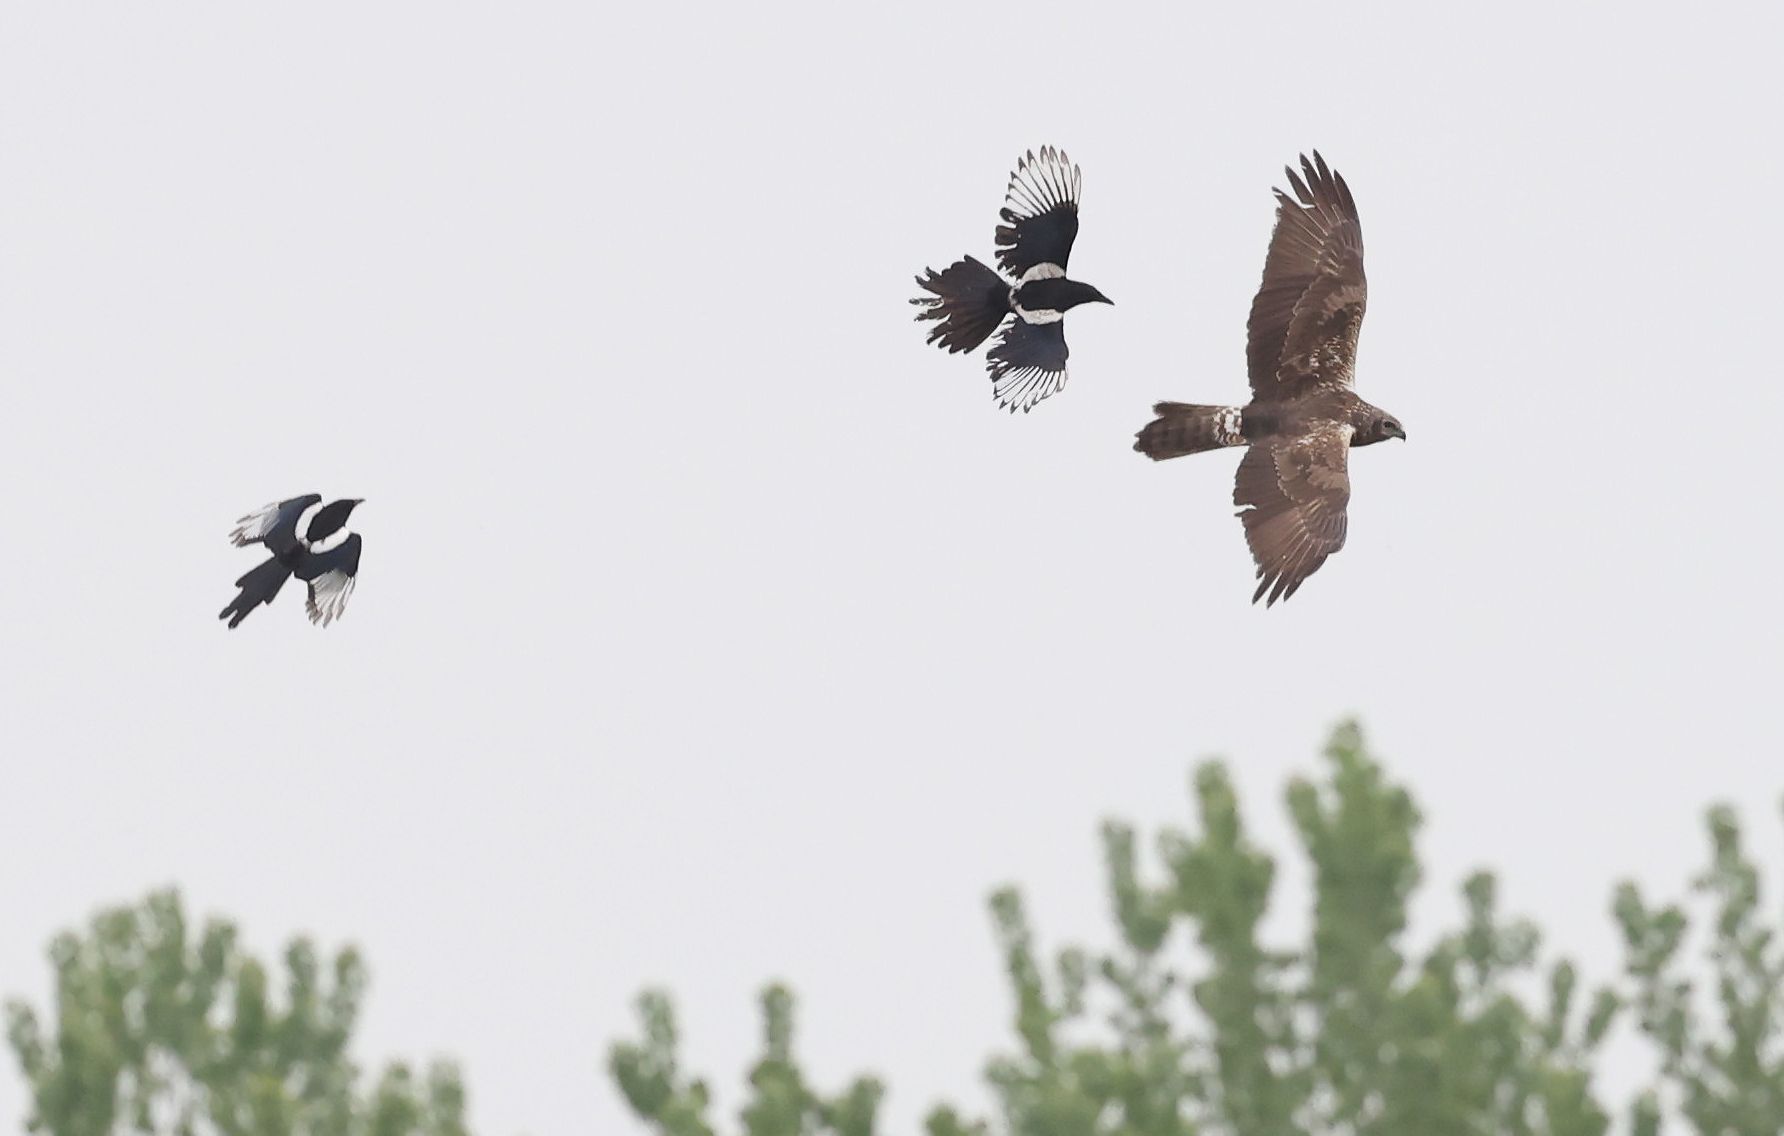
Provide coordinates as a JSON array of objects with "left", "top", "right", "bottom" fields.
[
  {"left": 5, "top": 890, "right": 469, "bottom": 1136},
  {"left": 610, "top": 723, "right": 1784, "bottom": 1136},
  {"left": 11, "top": 724, "right": 1784, "bottom": 1136}
]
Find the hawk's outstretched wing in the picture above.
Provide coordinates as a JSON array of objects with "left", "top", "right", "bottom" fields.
[
  {"left": 1234, "top": 422, "right": 1352, "bottom": 606},
  {"left": 987, "top": 319, "right": 1069, "bottom": 413},
  {"left": 1246, "top": 152, "right": 1366, "bottom": 399},
  {"left": 994, "top": 147, "right": 1081, "bottom": 279}
]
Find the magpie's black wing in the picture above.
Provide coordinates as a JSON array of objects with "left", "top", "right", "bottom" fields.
[
  {"left": 230, "top": 494, "right": 321, "bottom": 556},
  {"left": 294, "top": 534, "right": 362, "bottom": 627},
  {"left": 994, "top": 147, "right": 1082, "bottom": 279},
  {"left": 986, "top": 319, "right": 1069, "bottom": 413}
]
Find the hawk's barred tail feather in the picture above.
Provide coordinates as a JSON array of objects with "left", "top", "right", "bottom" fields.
[
  {"left": 912, "top": 256, "right": 1012, "bottom": 355},
  {"left": 1133, "top": 403, "right": 1247, "bottom": 460}
]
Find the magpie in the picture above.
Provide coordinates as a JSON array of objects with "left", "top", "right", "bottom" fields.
[
  {"left": 912, "top": 146, "right": 1112, "bottom": 413},
  {"left": 219, "top": 495, "right": 364, "bottom": 628}
]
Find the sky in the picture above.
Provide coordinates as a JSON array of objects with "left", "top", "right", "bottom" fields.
[{"left": 3, "top": 1, "right": 1783, "bottom": 1132}]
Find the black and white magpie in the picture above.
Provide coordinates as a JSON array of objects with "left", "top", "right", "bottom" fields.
[
  {"left": 219, "top": 495, "right": 364, "bottom": 629},
  {"left": 912, "top": 146, "right": 1112, "bottom": 413}
]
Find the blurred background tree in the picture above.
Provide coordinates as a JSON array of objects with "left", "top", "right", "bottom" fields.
[
  {"left": 12, "top": 724, "right": 1784, "bottom": 1136},
  {"left": 610, "top": 984, "right": 883, "bottom": 1136},
  {"left": 613, "top": 723, "right": 1633, "bottom": 1136},
  {"left": 1614, "top": 802, "right": 1784, "bottom": 1135},
  {"left": 5, "top": 889, "right": 470, "bottom": 1136}
]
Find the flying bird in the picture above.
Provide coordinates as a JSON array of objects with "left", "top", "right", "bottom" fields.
[
  {"left": 219, "top": 495, "right": 364, "bottom": 628},
  {"left": 1134, "top": 152, "right": 1403, "bottom": 606},
  {"left": 912, "top": 146, "right": 1112, "bottom": 412}
]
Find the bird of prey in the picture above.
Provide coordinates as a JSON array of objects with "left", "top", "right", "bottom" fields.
[
  {"left": 912, "top": 146, "right": 1112, "bottom": 412},
  {"left": 1133, "top": 152, "right": 1403, "bottom": 606},
  {"left": 219, "top": 495, "right": 364, "bottom": 628}
]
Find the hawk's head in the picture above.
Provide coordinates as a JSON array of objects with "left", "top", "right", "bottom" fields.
[{"left": 1357, "top": 413, "right": 1407, "bottom": 446}]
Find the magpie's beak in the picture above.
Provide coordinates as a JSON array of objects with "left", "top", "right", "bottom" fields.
[{"left": 1093, "top": 289, "right": 1114, "bottom": 306}]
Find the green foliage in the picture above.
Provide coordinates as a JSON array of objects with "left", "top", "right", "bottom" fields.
[
  {"left": 932, "top": 721, "right": 1616, "bottom": 1136},
  {"left": 613, "top": 723, "right": 1637, "bottom": 1136},
  {"left": 1615, "top": 802, "right": 1784, "bottom": 1132},
  {"left": 4, "top": 889, "right": 470, "bottom": 1136},
  {"left": 15, "top": 727, "right": 1784, "bottom": 1136},
  {"left": 610, "top": 985, "right": 884, "bottom": 1136}
]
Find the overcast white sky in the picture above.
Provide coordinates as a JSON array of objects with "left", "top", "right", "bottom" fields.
[{"left": 3, "top": 2, "right": 1783, "bottom": 1133}]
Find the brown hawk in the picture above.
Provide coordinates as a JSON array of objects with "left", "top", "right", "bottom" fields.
[{"left": 1133, "top": 152, "right": 1403, "bottom": 606}]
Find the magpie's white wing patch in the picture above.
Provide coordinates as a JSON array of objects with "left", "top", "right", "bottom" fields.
[
  {"left": 994, "top": 146, "right": 1082, "bottom": 278},
  {"left": 987, "top": 319, "right": 1070, "bottom": 413},
  {"left": 294, "top": 499, "right": 325, "bottom": 541},
  {"left": 228, "top": 502, "right": 283, "bottom": 547},
  {"left": 991, "top": 366, "right": 1069, "bottom": 414},
  {"left": 306, "top": 570, "right": 356, "bottom": 627}
]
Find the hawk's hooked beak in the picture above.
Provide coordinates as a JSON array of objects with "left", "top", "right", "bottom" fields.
[{"left": 1388, "top": 425, "right": 1407, "bottom": 441}]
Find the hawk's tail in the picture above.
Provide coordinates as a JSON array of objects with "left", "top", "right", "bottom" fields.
[
  {"left": 1133, "top": 403, "right": 1247, "bottom": 460},
  {"left": 219, "top": 555, "right": 293, "bottom": 629},
  {"left": 911, "top": 256, "right": 1012, "bottom": 354}
]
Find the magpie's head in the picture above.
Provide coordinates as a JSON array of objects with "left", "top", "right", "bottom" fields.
[
  {"left": 306, "top": 497, "right": 365, "bottom": 542},
  {"left": 1063, "top": 281, "right": 1113, "bottom": 310}
]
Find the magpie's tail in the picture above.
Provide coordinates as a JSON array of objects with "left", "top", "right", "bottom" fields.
[
  {"left": 219, "top": 556, "right": 292, "bottom": 629},
  {"left": 1133, "top": 403, "right": 1248, "bottom": 461},
  {"left": 911, "top": 256, "right": 1012, "bottom": 353}
]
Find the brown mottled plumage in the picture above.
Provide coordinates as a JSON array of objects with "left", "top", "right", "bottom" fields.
[{"left": 1134, "top": 152, "right": 1404, "bottom": 606}]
